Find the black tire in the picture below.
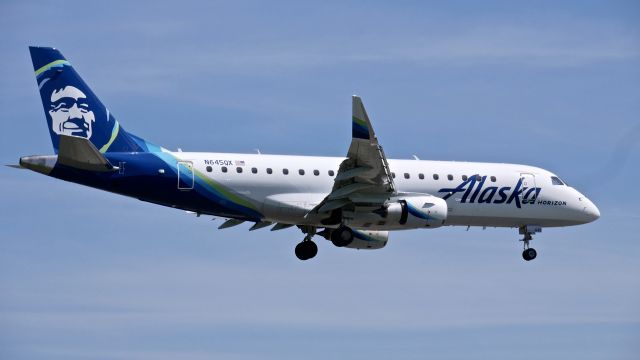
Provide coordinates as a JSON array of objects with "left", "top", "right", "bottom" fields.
[
  {"left": 306, "top": 241, "right": 318, "bottom": 259},
  {"left": 295, "top": 241, "right": 318, "bottom": 260},
  {"left": 331, "top": 226, "right": 354, "bottom": 247},
  {"left": 295, "top": 242, "right": 308, "bottom": 260},
  {"left": 522, "top": 248, "right": 537, "bottom": 261}
]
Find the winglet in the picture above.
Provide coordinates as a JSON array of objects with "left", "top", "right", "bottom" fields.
[{"left": 352, "top": 95, "right": 376, "bottom": 141}]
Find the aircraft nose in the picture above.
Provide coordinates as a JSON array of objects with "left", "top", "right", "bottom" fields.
[{"left": 581, "top": 197, "right": 600, "bottom": 223}]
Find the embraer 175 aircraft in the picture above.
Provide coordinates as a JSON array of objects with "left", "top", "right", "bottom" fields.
[{"left": 17, "top": 47, "right": 600, "bottom": 261}]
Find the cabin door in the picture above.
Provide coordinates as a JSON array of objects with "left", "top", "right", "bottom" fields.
[
  {"left": 177, "top": 161, "right": 194, "bottom": 190},
  {"left": 519, "top": 173, "right": 537, "bottom": 204}
]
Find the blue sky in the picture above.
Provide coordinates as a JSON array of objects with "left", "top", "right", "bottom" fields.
[{"left": 1, "top": 1, "right": 639, "bottom": 359}]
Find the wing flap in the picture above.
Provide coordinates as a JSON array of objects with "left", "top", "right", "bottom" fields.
[
  {"left": 334, "top": 165, "right": 373, "bottom": 181},
  {"left": 317, "top": 199, "right": 351, "bottom": 213},
  {"left": 328, "top": 183, "right": 375, "bottom": 200}
]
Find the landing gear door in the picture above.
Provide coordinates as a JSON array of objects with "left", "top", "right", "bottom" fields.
[
  {"left": 519, "top": 173, "right": 537, "bottom": 205},
  {"left": 177, "top": 161, "right": 194, "bottom": 190}
]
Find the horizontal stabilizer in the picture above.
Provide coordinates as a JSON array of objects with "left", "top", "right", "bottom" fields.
[{"left": 57, "top": 135, "right": 116, "bottom": 172}]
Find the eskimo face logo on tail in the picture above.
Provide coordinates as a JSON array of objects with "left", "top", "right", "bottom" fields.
[
  {"left": 438, "top": 175, "right": 541, "bottom": 208},
  {"left": 48, "top": 86, "right": 95, "bottom": 138}
]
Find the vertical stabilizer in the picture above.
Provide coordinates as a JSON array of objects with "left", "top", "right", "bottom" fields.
[{"left": 29, "top": 46, "right": 150, "bottom": 153}]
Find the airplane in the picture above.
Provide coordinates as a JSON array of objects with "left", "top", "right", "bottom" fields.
[{"left": 15, "top": 46, "right": 600, "bottom": 261}]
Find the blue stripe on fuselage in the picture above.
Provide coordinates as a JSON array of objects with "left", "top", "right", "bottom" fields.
[{"left": 48, "top": 152, "right": 261, "bottom": 221}]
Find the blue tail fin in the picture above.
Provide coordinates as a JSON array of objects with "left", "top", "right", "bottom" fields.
[{"left": 29, "top": 46, "right": 151, "bottom": 153}]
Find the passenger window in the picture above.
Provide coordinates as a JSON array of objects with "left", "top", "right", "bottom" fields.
[
  {"left": 419, "top": 173, "right": 424, "bottom": 180},
  {"left": 490, "top": 176, "right": 496, "bottom": 182},
  {"left": 283, "top": 168, "right": 289, "bottom": 175},
  {"left": 447, "top": 174, "right": 453, "bottom": 181},
  {"left": 251, "top": 167, "right": 258, "bottom": 174},
  {"left": 206, "top": 166, "right": 212, "bottom": 172},
  {"left": 551, "top": 176, "right": 565, "bottom": 185},
  {"left": 404, "top": 173, "right": 410, "bottom": 179},
  {"left": 266, "top": 168, "right": 273, "bottom": 174},
  {"left": 328, "top": 170, "right": 335, "bottom": 176},
  {"left": 433, "top": 174, "right": 439, "bottom": 180},
  {"left": 392, "top": 172, "right": 396, "bottom": 178},
  {"left": 475, "top": 175, "right": 481, "bottom": 181},
  {"left": 313, "top": 170, "right": 320, "bottom": 176},
  {"left": 221, "top": 166, "right": 228, "bottom": 173},
  {"left": 299, "top": 169, "right": 305, "bottom": 175},
  {"left": 236, "top": 167, "right": 243, "bottom": 173},
  {"left": 462, "top": 175, "right": 468, "bottom": 181}
]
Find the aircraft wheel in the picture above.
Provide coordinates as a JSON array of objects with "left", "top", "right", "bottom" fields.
[
  {"left": 331, "top": 226, "right": 354, "bottom": 247},
  {"left": 522, "top": 248, "right": 537, "bottom": 261},
  {"left": 295, "top": 240, "right": 318, "bottom": 260}
]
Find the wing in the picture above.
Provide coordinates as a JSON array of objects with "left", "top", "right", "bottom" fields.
[{"left": 308, "top": 96, "right": 396, "bottom": 222}]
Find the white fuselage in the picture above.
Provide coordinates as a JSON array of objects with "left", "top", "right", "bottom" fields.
[{"left": 173, "top": 152, "right": 600, "bottom": 229}]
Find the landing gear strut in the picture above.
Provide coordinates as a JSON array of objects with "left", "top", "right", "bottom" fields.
[
  {"left": 295, "top": 227, "right": 318, "bottom": 261},
  {"left": 519, "top": 225, "right": 540, "bottom": 261}
]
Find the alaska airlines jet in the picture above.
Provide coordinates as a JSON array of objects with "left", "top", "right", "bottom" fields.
[{"left": 16, "top": 47, "right": 600, "bottom": 261}]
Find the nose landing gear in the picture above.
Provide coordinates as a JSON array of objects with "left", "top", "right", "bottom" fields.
[
  {"left": 519, "top": 225, "right": 541, "bottom": 261},
  {"left": 522, "top": 247, "right": 537, "bottom": 261}
]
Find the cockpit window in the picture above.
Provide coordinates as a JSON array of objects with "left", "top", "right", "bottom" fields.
[{"left": 551, "top": 176, "right": 565, "bottom": 186}]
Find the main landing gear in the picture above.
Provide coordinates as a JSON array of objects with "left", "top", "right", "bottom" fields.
[
  {"left": 294, "top": 225, "right": 357, "bottom": 260},
  {"left": 295, "top": 227, "right": 318, "bottom": 261},
  {"left": 519, "top": 225, "right": 541, "bottom": 261}
]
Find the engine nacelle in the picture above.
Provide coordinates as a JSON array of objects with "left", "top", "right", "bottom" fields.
[
  {"left": 386, "top": 194, "right": 448, "bottom": 228},
  {"left": 343, "top": 194, "right": 447, "bottom": 230},
  {"left": 344, "top": 229, "right": 389, "bottom": 250}
]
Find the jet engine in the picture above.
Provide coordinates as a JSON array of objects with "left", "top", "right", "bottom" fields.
[
  {"left": 324, "top": 228, "right": 388, "bottom": 249},
  {"left": 342, "top": 194, "right": 447, "bottom": 230}
]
